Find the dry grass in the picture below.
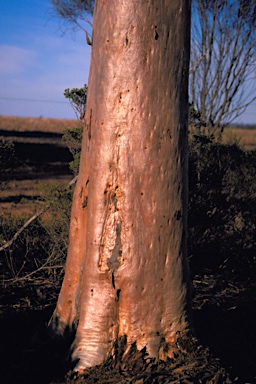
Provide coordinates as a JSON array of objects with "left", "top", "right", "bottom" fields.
[
  {"left": 1, "top": 116, "right": 256, "bottom": 149},
  {"left": 0, "top": 115, "right": 79, "bottom": 133},
  {"left": 223, "top": 126, "right": 256, "bottom": 150}
]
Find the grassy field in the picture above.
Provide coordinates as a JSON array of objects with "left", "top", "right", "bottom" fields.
[
  {"left": 0, "top": 115, "right": 79, "bottom": 133},
  {"left": 1, "top": 115, "right": 256, "bottom": 148}
]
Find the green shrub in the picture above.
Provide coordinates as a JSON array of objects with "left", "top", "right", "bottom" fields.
[
  {"left": 61, "top": 84, "right": 86, "bottom": 175},
  {"left": 62, "top": 126, "right": 83, "bottom": 175}
]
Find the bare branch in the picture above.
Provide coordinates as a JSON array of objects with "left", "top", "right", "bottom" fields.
[
  {"left": 0, "top": 176, "right": 78, "bottom": 252},
  {"left": 190, "top": 0, "right": 256, "bottom": 133},
  {"left": 3, "top": 264, "right": 64, "bottom": 284},
  {"left": 0, "top": 207, "right": 48, "bottom": 252},
  {"left": 50, "top": 0, "right": 94, "bottom": 34}
]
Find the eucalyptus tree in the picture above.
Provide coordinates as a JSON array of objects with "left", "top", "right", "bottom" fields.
[{"left": 50, "top": 0, "right": 192, "bottom": 373}]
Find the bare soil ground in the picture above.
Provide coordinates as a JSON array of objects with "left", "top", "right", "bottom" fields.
[{"left": 1, "top": 116, "right": 256, "bottom": 383}]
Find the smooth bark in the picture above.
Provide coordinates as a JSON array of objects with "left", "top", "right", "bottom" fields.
[{"left": 50, "top": 0, "right": 192, "bottom": 371}]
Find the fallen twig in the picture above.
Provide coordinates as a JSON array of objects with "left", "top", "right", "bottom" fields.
[
  {"left": 0, "top": 206, "right": 48, "bottom": 252},
  {"left": 3, "top": 264, "right": 64, "bottom": 284},
  {"left": 0, "top": 175, "right": 78, "bottom": 253}
]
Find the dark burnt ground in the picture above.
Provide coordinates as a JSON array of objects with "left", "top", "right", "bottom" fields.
[
  {"left": 0, "top": 129, "right": 73, "bottom": 180},
  {"left": 1, "top": 275, "right": 256, "bottom": 384},
  {"left": 0, "top": 128, "right": 73, "bottom": 212}
]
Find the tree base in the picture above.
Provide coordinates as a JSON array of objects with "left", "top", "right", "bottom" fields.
[{"left": 66, "top": 335, "right": 232, "bottom": 384}]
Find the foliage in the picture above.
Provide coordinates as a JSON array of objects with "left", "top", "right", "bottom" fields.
[
  {"left": 64, "top": 84, "right": 87, "bottom": 120},
  {"left": 62, "top": 126, "right": 83, "bottom": 174},
  {"left": 0, "top": 139, "right": 17, "bottom": 192},
  {"left": 188, "top": 134, "right": 256, "bottom": 279},
  {"left": 62, "top": 84, "right": 86, "bottom": 174}
]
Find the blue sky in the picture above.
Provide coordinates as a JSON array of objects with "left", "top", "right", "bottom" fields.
[
  {"left": 0, "top": 0, "right": 91, "bottom": 119},
  {"left": 0, "top": 1, "right": 255, "bottom": 123}
]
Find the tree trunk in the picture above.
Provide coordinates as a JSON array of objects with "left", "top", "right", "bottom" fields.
[{"left": 50, "top": 0, "right": 192, "bottom": 372}]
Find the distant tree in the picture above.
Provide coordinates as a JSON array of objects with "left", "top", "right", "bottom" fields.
[{"left": 190, "top": 0, "right": 256, "bottom": 134}]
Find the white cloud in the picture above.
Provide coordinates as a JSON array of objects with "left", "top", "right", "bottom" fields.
[{"left": 0, "top": 45, "right": 37, "bottom": 74}]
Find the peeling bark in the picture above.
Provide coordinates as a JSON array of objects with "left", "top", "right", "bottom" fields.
[{"left": 50, "top": 0, "right": 192, "bottom": 372}]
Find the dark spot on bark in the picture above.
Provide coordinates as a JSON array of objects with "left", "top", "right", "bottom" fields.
[
  {"left": 82, "top": 195, "right": 88, "bottom": 208},
  {"left": 154, "top": 26, "right": 159, "bottom": 40},
  {"left": 116, "top": 289, "right": 121, "bottom": 302},
  {"left": 88, "top": 108, "right": 92, "bottom": 140},
  {"left": 175, "top": 210, "right": 182, "bottom": 220},
  {"left": 86, "top": 178, "right": 89, "bottom": 186},
  {"left": 111, "top": 272, "right": 115, "bottom": 289},
  {"left": 158, "top": 235, "right": 161, "bottom": 242},
  {"left": 125, "top": 35, "right": 128, "bottom": 45}
]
